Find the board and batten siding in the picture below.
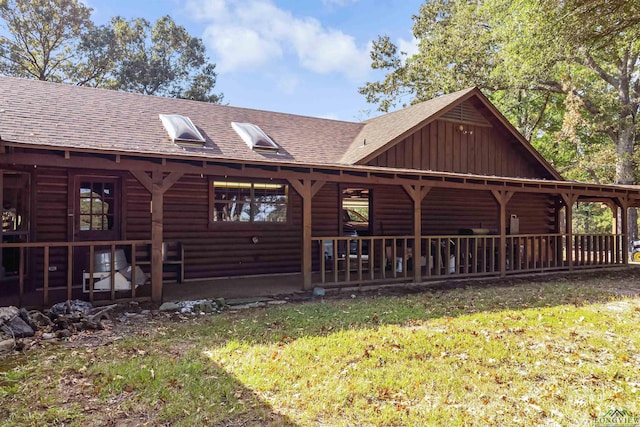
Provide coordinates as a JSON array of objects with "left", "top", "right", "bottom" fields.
[{"left": 368, "top": 119, "right": 549, "bottom": 179}]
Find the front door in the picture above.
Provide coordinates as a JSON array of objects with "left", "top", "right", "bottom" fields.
[
  {"left": 74, "top": 176, "right": 121, "bottom": 287},
  {"left": 75, "top": 177, "right": 120, "bottom": 242}
]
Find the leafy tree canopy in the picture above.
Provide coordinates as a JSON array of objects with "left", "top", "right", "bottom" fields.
[
  {"left": 360, "top": 0, "right": 639, "bottom": 186},
  {"left": 0, "top": 0, "right": 222, "bottom": 102},
  {"left": 0, "top": 0, "right": 92, "bottom": 81}
]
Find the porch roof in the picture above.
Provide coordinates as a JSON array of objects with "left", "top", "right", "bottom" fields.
[{"left": 3, "top": 141, "right": 639, "bottom": 204}]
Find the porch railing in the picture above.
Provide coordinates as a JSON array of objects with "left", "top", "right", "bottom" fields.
[
  {"left": 421, "top": 235, "right": 501, "bottom": 278},
  {"left": 312, "top": 233, "right": 625, "bottom": 286},
  {"left": 572, "top": 233, "right": 624, "bottom": 267},
  {"left": 504, "top": 234, "right": 565, "bottom": 273},
  {"left": 0, "top": 240, "right": 152, "bottom": 307}
]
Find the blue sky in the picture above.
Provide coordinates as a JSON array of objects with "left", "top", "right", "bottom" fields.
[{"left": 85, "top": 0, "right": 423, "bottom": 121}]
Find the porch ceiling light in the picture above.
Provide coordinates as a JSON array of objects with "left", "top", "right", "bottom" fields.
[
  {"left": 159, "top": 114, "right": 206, "bottom": 146},
  {"left": 231, "top": 122, "right": 279, "bottom": 152}
]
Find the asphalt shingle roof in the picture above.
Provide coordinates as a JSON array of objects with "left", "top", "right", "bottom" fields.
[
  {"left": 0, "top": 77, "right": 560, "bottom": 181},
  {"left": 0, "top": 77, "right": 363, "bottom": 165}
]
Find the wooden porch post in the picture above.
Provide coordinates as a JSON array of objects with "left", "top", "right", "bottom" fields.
[
  {"left": 150, "top": 171, "right": 164, "bottom": 303},
  {"left": 402, "top": 184, "right": 431, "bottom": 283},
  {"left": 131, "top": 170, "right": 184, "bottom": 303},
  {"left": 491, "top": 190, "right": 513, "bottom": 277},
  {"left": 560, "top": 193, "right": 577, "bottom": 270},
  {"left": 554, "top": 198, "right": 564, "bottom": 266},
  {"left": 616, "top": 197, "right": 629, "bottom": 264},
  {"left": 604, "top": 200, "right": 621, "bottom": 263},
  {"left": 288, "top": 179, "right": 324, "bottom": 290},
  {"left": 0, "top": 170, "right": 3, "bottom": 280}
]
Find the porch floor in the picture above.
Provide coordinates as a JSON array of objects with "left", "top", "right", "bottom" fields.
[
  {"left": 163, "top": 264, "right": 637, "bottom": 303},
  {"left": 3, "top": 264, "right": 635, "bottom": 308},
  {"left": 163, "top": 273, "right": 306, "bottom": 301}
]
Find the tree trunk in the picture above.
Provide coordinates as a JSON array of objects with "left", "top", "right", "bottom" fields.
[
  {"left": 628, "top": 209, "right": 637, "bottom": 255},
  {"left": 615, "top": 115, "right": 637, "bottom": 256}
]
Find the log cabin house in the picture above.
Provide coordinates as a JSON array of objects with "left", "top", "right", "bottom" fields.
[{"left": 1, "top": 76, "right": 639, "bottom": 307}]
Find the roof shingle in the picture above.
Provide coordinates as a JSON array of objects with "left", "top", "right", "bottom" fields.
[
  {"left": 0, "top": 77, "right": 561, "bottom": 181},
  {"left": 0, "top": 77, "right": 363, "bottom": 165}
]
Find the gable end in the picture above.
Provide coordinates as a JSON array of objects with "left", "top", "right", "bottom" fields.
[{"left": 440, "top": 102, "right": 492, "bottom": 127}]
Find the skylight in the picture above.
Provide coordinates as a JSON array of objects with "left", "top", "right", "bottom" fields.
[
  {"left": 159, "top": 114, "right": 205, "bottom": 145},
  {"left": 231, "top": 122, "right": 278, "bottom": 152}
]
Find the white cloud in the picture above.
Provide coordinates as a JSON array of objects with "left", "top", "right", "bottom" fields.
[
  {"left": 397, "top": 36, "right": 420, "bottom": 64},
  {"left": 185, "top": 0, "right": 229, "bottom": 21},
  {"left": 204, "top": 25, "right": 283, "bottom": 71},
  {"left": 187, "top": 0, "right": 371, "bottom": 81},
  {"left": 322, "top": 0, "right": 359, "bottom": 7}
]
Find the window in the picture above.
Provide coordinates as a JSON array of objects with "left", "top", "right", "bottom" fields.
[
  {"left": 79, "top": 181, "right": 115, "bottom": 231},
  {"left": 211, "top": 180, "right": 288, "bottom": 223},
  {"left": 341, "top": 187, "right": 370, "bottom": 235}
]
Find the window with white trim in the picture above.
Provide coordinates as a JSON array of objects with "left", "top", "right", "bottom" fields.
[{"left": 211, "top": 180, "right": 288, "bottom": 223}]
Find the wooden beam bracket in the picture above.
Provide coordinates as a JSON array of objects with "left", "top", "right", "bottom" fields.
[
  {"left": 131, "top": 170, "right": 153, "bottom": 193},
  {"left": 288, "top": 178, "right": 313, "bottom": 290},
  {"left": 402, "top": 184, "right": 432, "bottom": 203}
]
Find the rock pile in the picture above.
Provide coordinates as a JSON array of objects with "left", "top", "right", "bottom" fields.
[
  {"left": 158, "top": 297, "right": 288, "bottom": 313},
  {"left": 0, "top": 296, "right": 288, "bottom": 354},
  {"left": 158, "top": 298, "right": 226, "bottom": 314},
  {"left": 0, "top": 300, "right": 119, "bottom": 353}
]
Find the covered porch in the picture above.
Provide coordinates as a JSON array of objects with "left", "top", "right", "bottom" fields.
[
  {"left": 0, "top": 157, "right": 638, "bottom": 308},
  {"left": 295, "top": 171, "right": 635, "bottom": 291}
]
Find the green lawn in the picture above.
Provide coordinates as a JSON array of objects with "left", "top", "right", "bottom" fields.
[{"left": 1, "top": 271, "right": 640, "bottom": 426}]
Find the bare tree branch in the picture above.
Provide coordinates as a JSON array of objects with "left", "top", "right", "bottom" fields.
[
  {"left": 585, "top": 167, "right": 601, "bottom": 184},
  {"left": 579, "top": 50, "right": 619, "bottom": 89},
  {"left": 528, "top": 92, "right": 551, "bottom": 142}
]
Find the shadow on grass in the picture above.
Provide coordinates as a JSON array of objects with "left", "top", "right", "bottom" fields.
[
  {"left": 0, "top": 345, "right": 299, "bottom": 426},
  {"left": 195, "top": 360, "right": 299, "bottom": 427},
  {"left": 3, "top": 268, "right": 638, "bottom": 426},
  {"left": 84, "top": 345, "right": 301, "bottom": 426}
]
